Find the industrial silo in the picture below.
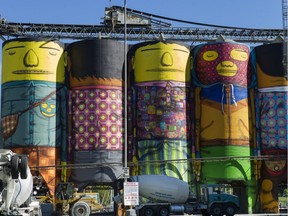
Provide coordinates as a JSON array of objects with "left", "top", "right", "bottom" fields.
[
  {"left": 252, "top": 42, "right": 288, "bottom": 213},
  {"left": 1, "top": 38, "right": 67, "bottom": 196},
  {"left": 66, "top": 39, "right": 125, "bottom": 189},
  {"left": 191, "top": 40, "right": 254, "bottom": 213},
  {"left": 128, "top": 40, "right": 192, "bottom": 182}
]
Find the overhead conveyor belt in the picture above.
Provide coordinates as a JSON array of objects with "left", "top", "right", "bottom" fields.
[{"left": 0, "top": 19, "right": 286, "bottom": 43}]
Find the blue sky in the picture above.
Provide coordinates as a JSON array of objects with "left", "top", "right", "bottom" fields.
[{"left": 0, "top": 0, "right": 284, "bottom": 70}]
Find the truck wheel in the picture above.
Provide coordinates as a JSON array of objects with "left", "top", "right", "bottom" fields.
[
  {"left": 224, "top": 204, "right": 236, "bottom": 216},
  {"left": 201, "top": 209, "right": 210, "bottom": 216},
  {"left": 158, "top": 207, "right": 169, "bottom": 216},
  {"left": 210, "top": 204, "right": 223, "bottom": 216},
  {"left": 70, "top": 201, "right": 91, "bottom": 216},
  {"left": 51, "top": 211, "right": 62, "bottom": 216},
  {"left": 11, "top": 155, "right": 19, "bottom": 179},
  {"left": 143, "top": 207, "right": 154, "bottom": 216},
  {"left": 19, "top": 156, "right": 28, "bottom": 179}
]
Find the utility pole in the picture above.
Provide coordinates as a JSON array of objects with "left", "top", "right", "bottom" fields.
[{"left": 123, "top": 1, "right": 138, "bottom": 216}]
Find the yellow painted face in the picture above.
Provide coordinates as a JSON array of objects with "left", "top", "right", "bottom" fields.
[
  {"left": 2, "top": 39, "right": 65, "bottom": 84},
  {"left": 133, "top": 42, "right": 190, "bottom": 82},
  {"left": 40, "top": 102, "right": 56, "bottom": 117}
]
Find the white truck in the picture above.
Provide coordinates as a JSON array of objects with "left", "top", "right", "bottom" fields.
[
  {"left": 0, "top": 149, "right": 42, "bottom": 216},
  {"left": 116, "top": 175, "right": 240, "bottom": 216}
]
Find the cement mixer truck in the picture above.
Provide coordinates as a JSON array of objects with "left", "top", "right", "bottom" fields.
[
  {"left": 115, "top": 175, "right": 240, "bottom": 216},
  {"left": 0, "top": 149, "right": 41, "bottom": 216}
]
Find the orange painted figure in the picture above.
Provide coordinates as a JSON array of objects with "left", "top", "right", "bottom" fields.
[
  {"left": 191, "top": 41, "right": 254, "bottom": 213},
  {"left": 252, "top": 42, "right": 288, "bottom": 213}
]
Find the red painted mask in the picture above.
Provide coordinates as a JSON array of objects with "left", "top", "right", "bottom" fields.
[{"left": 195, "top": 42, "right": 250, "bottom": 86}]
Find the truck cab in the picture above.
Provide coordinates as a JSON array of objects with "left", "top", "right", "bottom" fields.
[{"left": 200, "top": 184, "right": 240, "bottom": 216}]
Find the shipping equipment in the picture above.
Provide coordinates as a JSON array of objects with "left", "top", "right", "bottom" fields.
[{"left": 53, "top": 182, "right": 103, "bottom": 216}]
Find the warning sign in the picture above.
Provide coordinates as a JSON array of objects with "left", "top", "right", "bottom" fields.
[
  {"left": 122, "top": 167, "right": 130, "bottom": 178},
  {"left": 124, "top": 182, "right": 139, "bottom": 206}
]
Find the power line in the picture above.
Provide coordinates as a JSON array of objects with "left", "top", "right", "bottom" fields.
[
  {"left": 110, "top": 6, "right": 279, "bottom": 30},
  {"left": 28, "top": 155, "right": 287, "bottom": 170}
]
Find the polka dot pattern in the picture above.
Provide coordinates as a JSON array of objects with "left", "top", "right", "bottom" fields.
[
  {"left": 258, "top": 92, "right": 287, "bottom": 149},
  {"left": 69, "top": 88, "right": 123, "bottom": 151}
]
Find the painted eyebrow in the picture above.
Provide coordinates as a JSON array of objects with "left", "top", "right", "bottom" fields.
[
  {"left": 5, "top": 46, "right": 25, "bottom": 51},
  {"left": 39, "top": 43, "right": 61, "bottom": 51},
  {"left": 173, "top": 48, "right": 189, "bottom": 53},
  {"left": 141, "top": 48, "right": 161, "bottom": 51},
  {"left": 5, "top": 44, "right": 60, "bottom": 51},
  {"left": 141, "top": 48, "right": 188, "bottom": 53},
  {"left": 234, "top": 49, "right": 247, "bottom": 53}
]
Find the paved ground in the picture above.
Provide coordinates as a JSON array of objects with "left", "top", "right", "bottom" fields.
[{"left": 90, "top": 213, "right": 287, "bottom": 216}]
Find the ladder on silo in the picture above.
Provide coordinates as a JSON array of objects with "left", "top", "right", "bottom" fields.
[
  {"left": 282, "top": 0, "right": 288, "bottom": 76},
  {"left": 283, "top": 0, "right": 288, "bottom": 28}
]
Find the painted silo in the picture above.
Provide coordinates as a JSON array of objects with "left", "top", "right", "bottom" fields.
[
  {"left": 191, "top": 41, "right": 254, "bottom": 213},
  {"left": 1, "top": 38, "right": 67, "bottom": 195},
  {"left": 128, "top": 41, "right": 191, "bottom": 182},
  {"left": 252, "top": 42, "right": 288, "bottom": 213},
  {"left": 66, "top": 39, "right": 125, "bottom": 189}
]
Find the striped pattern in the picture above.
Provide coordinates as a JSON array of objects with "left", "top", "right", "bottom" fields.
[{"left": 137, "top": 140, "right": 189, "bottom": 182}]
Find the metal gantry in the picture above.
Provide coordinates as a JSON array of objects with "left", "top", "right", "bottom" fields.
[{"left": 0, "top": 19, "right": 286, "bottom": 43}]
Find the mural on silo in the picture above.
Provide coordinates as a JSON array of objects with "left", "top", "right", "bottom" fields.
[
  {"left": 66, "top": 39, "right": 125, "bottom": 189},
  {"left": 191, "top": 41, "right": 254, "bottom": 213},
  {"left": 1, "top": 38, "right": 67, "bottom": 195},
  {"left": 0, "top": 34, "right": 286, "bottom": 215},
  {"left": 128, "top": 41, "right": 191, "bottom": 182},
  {"left": 252, "top": 42, "right": 288, "bottom": 213}
]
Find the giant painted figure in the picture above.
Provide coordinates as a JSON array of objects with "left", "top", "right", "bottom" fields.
[
  {"left": 192, "top": 41, "right": 254, "bottom": 213},
  {"left": 1, "top": 38, "right": 66, "bottom": 195},
  {"left": 128, "top": 41, "right": 191, "bottom": 182},
  {"left": 66, "top": 39, "right": 125, "bottom": 189},
  {"left": 252, "top": 42, "right": 288, "bottom": 213}
]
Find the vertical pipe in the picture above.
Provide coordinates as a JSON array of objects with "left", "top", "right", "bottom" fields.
[{"left": 124, "top": 0, "right": 128, "bottom": 176}]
